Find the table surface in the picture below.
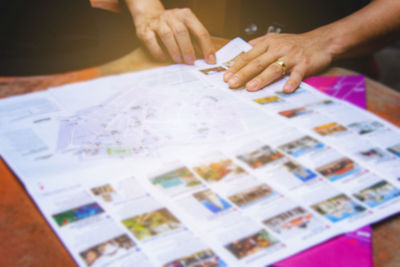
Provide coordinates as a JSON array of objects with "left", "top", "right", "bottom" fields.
[{"left": 0, "top": 38, "right": 399, "bottom": 267}]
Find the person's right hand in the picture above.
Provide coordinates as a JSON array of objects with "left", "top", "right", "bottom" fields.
[
  {"left": 224, "top": 31, "right": 334, "bottom": 93},
  {"left": 134, "top": 8, "right": 216, "bottom": 65}
]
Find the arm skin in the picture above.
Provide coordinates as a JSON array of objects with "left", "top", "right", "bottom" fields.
[
  {"left": 224, "top": 0, "right": 400, "bottom": 93},
  {"left": 125, "top": 0, "right": 215, "bottom": 65}
]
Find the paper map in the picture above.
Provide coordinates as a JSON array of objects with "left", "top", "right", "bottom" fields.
[{"left": 0, "top": 38, "right": 399, "bottom": 267}]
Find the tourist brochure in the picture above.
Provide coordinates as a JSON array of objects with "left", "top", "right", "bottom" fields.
[{"left": 0, "top": 38, "right": 399, "bottom": 267}]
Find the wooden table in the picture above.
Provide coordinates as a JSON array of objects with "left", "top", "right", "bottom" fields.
[{"left": 1, "top": 38, "right": 399, "bottom": 267}]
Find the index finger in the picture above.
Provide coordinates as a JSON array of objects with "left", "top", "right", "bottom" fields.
[
  {"left": 180, "top": 9, "right": 216, "bottom": 64},
  {"left": 224, "top": 44, "right": 268, "bottom": 82}
]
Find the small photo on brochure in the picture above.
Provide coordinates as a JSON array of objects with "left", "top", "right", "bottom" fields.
[
  {"left": 163, "top": 249, "right": 227, "bottom": 267},
  {"left": 253, "top": 95, "right": 284, "bottom": 105},
  {"left": 357, "top": 147, "right": 394, "bottom": 163},
  {"left": 347, "top": 120, "right": 384, "bottom": 135},
  {"left": 313, "top": 122, "right": 348, "bottom": 136},
  {"left": 200, "top": 66, "right": 227, "bottom": 75},
  {"left": 228, "top": 184, "right": 278, "bottom": 208},
  {"left": 91, "top": 184, "right": 116, "bottom": 203},
  {"left": 237, "top": 145, "right": 285, "bottom": 169},
  {"left": 276, "top": 88, "right": 306, "bottom": 98},
  {"left": 281, "top": 160, "right": 317, "bottom": 182},
  {"left": 262, "top": 206, "right": 324, "bottom": 239},
  {"left": 223, "top": 51, "right": 245, "bottom": 68},
  {"left": 80, "top": 234, "right": 136, "bottom": 266},
  {"left": 308, "top": 99, "right": 335, "bottom": 108},
  {"left": 150, "top": 166, "right": 203, "bottom": 196},
  {"left": 224, "top": 229, "right": 279, "bottom": 260},
  {"left": 122, "top": 208, "right": 182, "bottom": 241},
  {"left": 278, "top": 135, "right": 325, "bottom": 158},
  {"left": 316, "top": 157, "right": 362, "bottom": 182},
  {"left": 311, "top": 194, "right": 366, "bottom": 223},
  {"left": 52, "top": 202, "right": 104, "bottom": 227},
  {"left": 353, "top": 180, "right": 400, "bottom": 208},
  {"left": 193, "top": 158, "right": 246, "bottom": 183},
  {"left": 387, "top": 143, "right": 400, "bottom": 158},
  {"left": 193, "top": 189, "right": 232, "bottom": 214},
  {"left": 278, "top": 107, "right": 313, "bottom": 119}
]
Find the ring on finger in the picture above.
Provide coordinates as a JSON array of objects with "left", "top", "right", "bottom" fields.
[{"left": 275, "top": 60, "right": 287, "bottom": 76}]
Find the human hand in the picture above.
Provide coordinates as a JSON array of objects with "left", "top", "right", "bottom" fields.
[
  {"left": 223, "top": 32, "right": 334, "bottom": 93},
  {"left": 134, "top": 8, "right": 215, "bottom": 65}
]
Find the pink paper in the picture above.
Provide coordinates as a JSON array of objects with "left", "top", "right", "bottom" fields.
[
  {"left": 275, "top": 226, "right": 373, "bottom": 267},
  {"left": 304, "top": 75, "right": 366, "bottom": 109}
]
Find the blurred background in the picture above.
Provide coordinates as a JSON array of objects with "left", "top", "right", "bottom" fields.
[{"left": 1, "top": 0, "right": 399, "bottom": 92}]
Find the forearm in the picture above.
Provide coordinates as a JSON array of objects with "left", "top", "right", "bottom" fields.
[
  {"left": 124, "top": 0, "right": 165, "bottom": 25},
  {"left": 310, "top": 0, "right": 400, "bottom": 60}
]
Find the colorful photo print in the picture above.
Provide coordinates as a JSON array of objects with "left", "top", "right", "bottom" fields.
[
  {"left": 53, "top": 202, "right": 104, "bottom": 227},
  {"left": 311, "top": 194, "right": 366, "bottom": 223},
  {"left": 225, "top": 230, "right": 278, "bottom": 259},
  {"left": 282, "top": 160, "right": 317, "bottom": 182},
  {"left": 278, "top": 107, "right": 312, "bottom": 118},
  {"left": 347, "top": 120, "right": 384, "bottom": 135},
  {"left": 122, "top": 208, "right": 181, "bottom": 241},
  {"left": 309, "top": 99, "right": 334, "bottom": 107},
  {"left": 357, "top": 147, "right": 393, "bottom": 163},
  {"left": 253, "top": 95, "right": 284, "bottom": 105},
  {"left": 228, "top": 184, "right": 278, "bottom": 208},
  {"left": 200, "top": 66, "right": 227, "bottom": 75},
  {"left": 353, "top": 180, "right": 400, "bottom": 208},
  {"left": 278, "top": 135, "right": 324, "bottom": 157},
  {"left": 237, "top": 145, "right": 285, "bottom": 169},
  {"left": 91, "top": 184, "right": 116, "bottom": 202},
  {"left": 387, "top": 144, "right": 400, "bottom": 158},
  {"left": 223, "top": 52, "right": 245, "bottom": 68},
  {"left": 80, "top": 234, "right": 136, "bottom": 266},
  {"left": 316, "top": 157, "right": 361, "bottom": 182},
  {"left": 193, "top": 158, "right": 245, "bottom": 183},
  {"left": 151, "top": 166, "right": 202, "bottom": 192},
  {"left": 313, "top": 122, "right": 347, "bottom": 136},
  {"left": 164, "top": 249, "right": 227, "bottom": 267},
  {"left": 263, "top": 207, "right": 321, "bottom": 238},
  {"left": 193, "top": 189, "right": 232, "bottom": 214}
]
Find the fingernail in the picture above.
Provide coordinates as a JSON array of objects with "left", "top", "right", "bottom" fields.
[
  {"left": 224, "top": 71, "right": 233, "bottom": 81},
  {"left": 184, "top": 55, "right": 195, "bottom": 65},
  {"left": 173, "top": 55, "right": 182, "bottom": 63},
  {"left": 283, "top": 84, "right": 295, "bottom": 93},
  {"left": 246, "top": 80, "right": 259, "bottom": 91},
  {"left": 207, "top": 54, "right": 216, "bottom": 64},
  {"left": 228, "top": 76, "right": 240, "bottom": 88}
]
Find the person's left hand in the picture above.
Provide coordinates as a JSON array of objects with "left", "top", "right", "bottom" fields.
[{"left": 223, "top": 32, "right": 334, "bottom": 93}]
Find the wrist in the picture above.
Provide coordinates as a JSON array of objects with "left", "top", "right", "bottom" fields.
[
  {"left": 306, "top": 25, "right": 348, "bottom": 61},
  {"left": 125, "top": 0, "right": 165, "bottom": 24}
]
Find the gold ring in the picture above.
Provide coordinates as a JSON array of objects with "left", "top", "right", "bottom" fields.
[{"left": 276, "top": 60, "right": 287, "bottom": 75}]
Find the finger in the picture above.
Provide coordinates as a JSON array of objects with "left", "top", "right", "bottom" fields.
[
  {"left": 169, "top": 18, "right": 196, "bottom": 65},
  {"left": 181, "top": 8, "right": 216, "bottom": 64},
  {"left": 246, "top": 59, "right": 289, "bottom": 91},
  {"left": 139, "top": 29, "right": 167, "bottom": 61},
  {"left": 283, "top": 66, "right": 305, "bottom": 93},
  {"left": 248, "top": 35, "right": 265, "bottom": 46},
  {"left": 156, "top": 23, "right": 182, "bottom": 63},
  {"left": 224, "top": 44, "right": 268, "bottom": 82},
  {"left": 227, "top": 52, "right": 277, "bottom": 89}
]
